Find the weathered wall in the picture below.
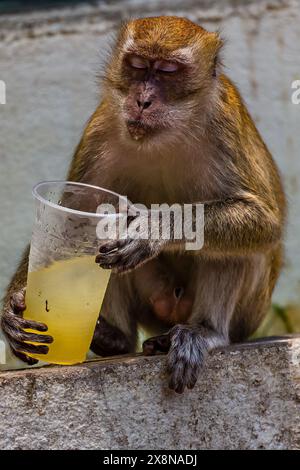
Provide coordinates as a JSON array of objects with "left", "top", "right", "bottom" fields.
[
  {"left": 0, "top": 0, "right": 300, "bottom": 307},
  {"left": 0, "top": 337, "right": 300, "bottom": 450}
]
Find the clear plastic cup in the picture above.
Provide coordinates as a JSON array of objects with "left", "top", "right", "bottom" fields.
[{"left": 23, "top": 181, "right": 128, "bottom": 365}]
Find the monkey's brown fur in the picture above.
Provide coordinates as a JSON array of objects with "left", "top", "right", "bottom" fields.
[{"left": 2, "top": 17, "right": 286, "bottom": 393}]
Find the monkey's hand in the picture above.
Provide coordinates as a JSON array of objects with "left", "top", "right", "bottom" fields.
[
  {"left": 1, "top": 288, "right": 53, "bottom": 365},
  {"left": 96, "top": 238, "right": 163, "bottom": 273},
  {"left": 96, "top": 210, "right": 166, "bottom": 273},
  {"left": 143, "top": 325, "right": 225, "bottom": 393}
]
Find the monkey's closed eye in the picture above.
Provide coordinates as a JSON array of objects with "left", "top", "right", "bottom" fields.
[
  {"left": 127, "top": 55, "right": 149, "bottom": 70},
  {"left": 156, "top": 61, "right": 179, "bottom": 73}
]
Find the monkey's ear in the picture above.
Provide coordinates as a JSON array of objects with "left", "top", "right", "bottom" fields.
[{"left": 204, "top": 31, "right": 224, "bottom": 77}]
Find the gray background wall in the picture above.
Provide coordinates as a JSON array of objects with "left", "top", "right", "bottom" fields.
[{"left": 0, "top": 0, "right": 299, "bottom": 307}]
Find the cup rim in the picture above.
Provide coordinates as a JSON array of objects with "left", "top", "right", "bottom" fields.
[{"left": 32, "top": 180, "right": 130, "bottom": 218}]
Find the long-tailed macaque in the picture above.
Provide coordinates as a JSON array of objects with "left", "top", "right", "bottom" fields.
[{"left": 1, "top": 16, "right": 286, "bottom": 393}]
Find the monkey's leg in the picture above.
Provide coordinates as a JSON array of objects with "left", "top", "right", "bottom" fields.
[
  {"left": 229, "top": 253, "right": 274, "bottom": 342},
  {"left": 90, "top": 273, "right": 138, "bottom": 357},
  {"left": 163, "top": 257, "right": 246, "bottom": 393}
]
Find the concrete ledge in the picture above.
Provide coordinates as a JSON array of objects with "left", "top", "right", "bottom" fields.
[{"left": 0, "top": 337, "right": 300, "bottom": 449}]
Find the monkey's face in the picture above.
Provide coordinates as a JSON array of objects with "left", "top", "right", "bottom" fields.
[
  {"left": 106, "top": 17, "right": 222, "bottom": 144},
  {"left": 120, "top": 54, "right": 191, "bottom": 141}
]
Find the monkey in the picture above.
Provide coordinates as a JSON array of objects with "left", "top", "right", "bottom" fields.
[{"left": 1, "top": 16, "right": 286, "bottom": 393}]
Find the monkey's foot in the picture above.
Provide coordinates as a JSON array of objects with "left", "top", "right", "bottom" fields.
[
  {"left": 142, "top": 334, "right": 171, "bottom": 356},
  {"left": 90, "top": 317, "right": 131, "bottom": 357},
  {"left": 167, "top": 325, "right": 207, "bottom": 394}
]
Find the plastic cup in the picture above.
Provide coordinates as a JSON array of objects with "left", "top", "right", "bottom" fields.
[{"left": 23, "top": 181, "right": 128, "bottom": 365}]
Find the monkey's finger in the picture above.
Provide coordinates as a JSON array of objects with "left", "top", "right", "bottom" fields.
[
  {"left": 9, "top": 339, "right": 49, "bottom": 355},
  {"left": 168, "top": 366, "right": 186, "bottom": 394},
  {"left": 12, "top": 349, "right": 39, "bottom": 365},
  {"left": 96, "top": 252, "right": 122, "bottom": 267},
  {"left": 169, "top": 381, "right": 185, "bottom": 394},
  {"left": 186, "top": 374, "right": 198, "bottom": 390},
  {"left": 4, "top": 322, "right": 53, "bottom": 345},
  {"left": 1, "top": 309, "right": 49, "bottom": 339},
  {"left": 167, "top": 351, "right": 186, "bottom": 392},
  {"left": 173, "top": 359, "right": 200, "bottom": 392},
  {"left": 18, "top": 330, "right": 53, "bottom": 344},
  {"left": 98, "top": 239, "right": 127, "bottom": 254},
  {"left": 1, "top": 311, "right": 48, "bottom": 345},
  {"left": 2, "top": 318, "right": 52, "bottom": 344},
  {"left": 15, "top": 316, "right": 49, "bottom": 333},
  {"left": 97, "top": 249, "right": 145, "bottom": 273},
  {"left": 166, "top": 349, "right": 180, "bottom": 374},
  {"left": 169, "top": 365, "right": 197, "bottom": 394}
]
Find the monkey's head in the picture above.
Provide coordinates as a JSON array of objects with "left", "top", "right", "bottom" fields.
[{"left": 104, "top": 16, "right": 223, "bottom": 145}]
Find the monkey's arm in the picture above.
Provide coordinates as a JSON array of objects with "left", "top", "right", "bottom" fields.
[
  {"left": 4, "top": 246, "right": 29, "bottom": 304},
  {"left": 97, "top": 189, "right": 283, "bottom": 273},
  {"left": 201, "top": 192, "right": 283, "bottom": 254}
]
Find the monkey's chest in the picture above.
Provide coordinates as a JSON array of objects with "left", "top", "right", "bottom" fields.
[{"left": 117, "top": 171, "right": 201, "bottom": 206}]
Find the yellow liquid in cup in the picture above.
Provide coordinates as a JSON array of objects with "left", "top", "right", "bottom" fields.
[{"left": 24, "top": 256, "right": 110, "bottom": 365}]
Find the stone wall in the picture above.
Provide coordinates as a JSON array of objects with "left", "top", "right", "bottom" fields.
[{"left": 0, "top": 337, "right": 299, "bottom": 450}]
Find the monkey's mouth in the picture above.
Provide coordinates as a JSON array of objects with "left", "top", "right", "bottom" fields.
[{"left": 126, "top": 119, "right": 156, "bottom": 141}]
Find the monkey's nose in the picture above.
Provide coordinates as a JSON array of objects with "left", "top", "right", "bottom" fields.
[{"left": 137, "top": 99, "right": 152, "bottom": 110}]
